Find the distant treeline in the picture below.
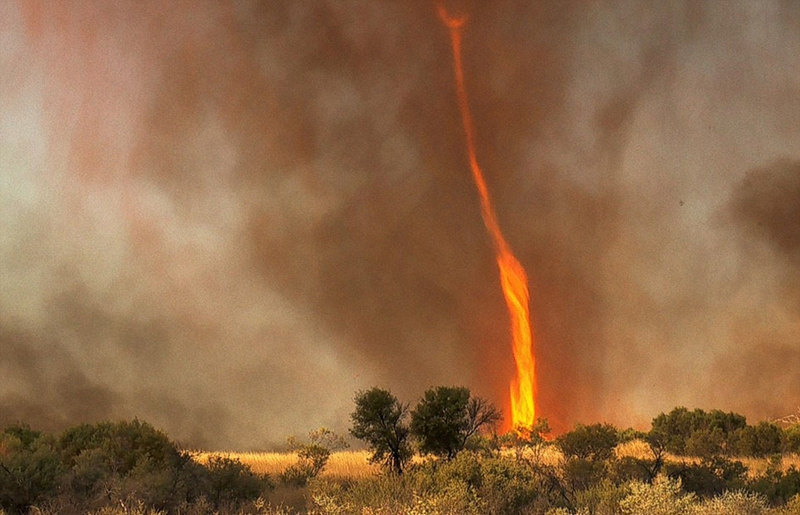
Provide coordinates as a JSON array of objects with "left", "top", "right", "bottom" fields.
[{"left": 649, "top": 406, "right": 800, "bottom": 458}]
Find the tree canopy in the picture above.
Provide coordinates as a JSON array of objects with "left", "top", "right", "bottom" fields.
[
  {"left": 410, "top": 386, "right": 501, "bottom": 460},
  {"left": 349, "top": 387, "right": 412, "bottom": 474}
]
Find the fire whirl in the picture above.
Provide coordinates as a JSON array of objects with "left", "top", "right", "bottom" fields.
[{"left": 438, "top": 5, "right": 537, "bottom": 429}]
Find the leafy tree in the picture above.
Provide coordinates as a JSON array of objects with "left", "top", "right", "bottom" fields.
[
  {"left": 350, "top": 387, "right": 412, "bottom": 474},
  {"left": 733, "top": 422, "right": 784, "bottom": 457},
  {"left": 784, "top": 424, "right": 800, "bottom": 454},
  {"left": 638, "top": 427, "right": 670, "bottom": 480},
  {"left": 651, "top": 407, "right": 687, "bottom": 453},
  {"left": 556, "top": 423, "right": 619, "bottom": 462},
  {"left": 410, "top": 386, "right": 501, "bottom": 460},
  {"left": 685, "top": 427, "right": 725, "bottom": 458},
  {"left": 651, "top": 407, "right": 747, "bottom": 456},
  {"left": 0, "top": 426, "right": 62, "bottom": 514}
]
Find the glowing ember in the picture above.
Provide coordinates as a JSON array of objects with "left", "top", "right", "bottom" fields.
[{"left": 438, "top": 4, "right": 537, "bottom": 429}]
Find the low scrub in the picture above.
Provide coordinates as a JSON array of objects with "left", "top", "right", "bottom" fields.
[{"left": 0, "top": 421, "right": 272, "bottom": 515}]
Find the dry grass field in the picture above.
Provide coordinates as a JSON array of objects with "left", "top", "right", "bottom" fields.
[
  {"left": 615, "top": 439, "right": 800, "bottom": 477},
  {"left": 194, "top": 440, "right": 800, "bottom": 483},
  {"left": 193, "top": 449, "right": 379, "bottom": 479}
]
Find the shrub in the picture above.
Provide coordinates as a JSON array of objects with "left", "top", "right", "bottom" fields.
[
  {"left": 409, "top": 452, "right": 541, "bottom": 515},
  {"left": 478, "top": 456, "right": 541, "bottom": 513},
  {"left": 691, "top": 490, "right": 769, "bottom": 515},
  {"left": 609, "top": 456, "right": 656, "bottom": 484},
  {"left": 619, "top": 475, "right": 695, "bottom": 515},
  {"left": 733, "top": 422, "right": 785, "bottom": 457},
  {"left": 784, "top": 425, "right": 800, "bottom": 454},
  {"left": 666, "top": 456, "right": 746, "bottom": 498},
  {"left": 556, "top": 424, "right": 619, "bottom": 462},
  {"left": 57, "top": 420, "right": 181, "bottom": 476},
  {"left": 685, "top": 428, "right": 725, "bottom": 458},
  {"left": 53, "top": 420, "right": 211, "bottom": 512},
  {"left": 572, "top": 479, "right": 627, "bottom": 515},
  {"left": 280, "top": 428, "right": 348, "bottom": 487},
  {"left": 748, "top": 466, "right": 800, "bottom": 505},
  {"left": 203, "top": 455, "right": 272, "bottom": 509},
  {"left": 407, "top": 479, "right": 486, "bottom": 515},
  {"left": 773, "top": 494, "right": 800, "bottom": 515},
  {"left": 650, "top": 408, "right": 746, "bottom": 456},
  {"left": 309, "top": 475, "right": 421, "bottom": 514},
  {"left": 562, "top": 458, "right": 609, "bottom": 494},
  {"left": 0, "top": 429, "right": 62, "bottom": 514}
]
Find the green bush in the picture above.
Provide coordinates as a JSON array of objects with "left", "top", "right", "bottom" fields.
[
  {"left": 556, "top": 423, "right": 619, "bottom": 462},
  {"left": 280, "top": 428, "right": 348, "bottom": 487},
  {"left": 562, "top": 458, "right": 609, "bottom": 494},
  {"left": 408, "top": 452, "right": 543, "bottom": 514},
  {"left": 62, "top": 447, "right": 112, "bottom": 503},
  {"left": 54, "top": 420, "right": 210, "bottom": 512},
  {"left": 57, "top": 420, "right": 181, "bottom": 476},
  {"left": 310, "top": 452, "right": 544, "bottom": 515},
  {"left": 572, "top": 479, "right": 627, "bottom": 515},
  {"left": 691, "top": 490, "right": 770, "bottom": 515},
  {"left": 665, "top": 456, "right": 746, "bottom": 498},
  {"left": 732, "top": 422, "right": 785, "bottom": 457},
  {"left": 350, "top": 388, "right": 412, "bottom": 475},
  {"left": 0, "top": 427, "right": 62, "bottom": 514},
  {"left": 1, "top": 420, "right": 277, "bottom": 513},
  {"left": 478, "top": 456, "right": 541, "bottom": 513},
  {"left": 618, "top": 476, "right": 695, "bottom": 515},
  {"left": 410, "top": 387, "right": 500, "bottom": 461},
  {"left": 650, "top": 408, "right": 746, "bottom": 456},
  {"left": 748, "top": 466, "right": 800, "bottom": 505},
  {"left": 609, "top": 456, "right": 656, "bottom": 484},
  {"left": 784, "top": 425, "right": 800, "bottom": 454},
  {"left": 203, "top": 455, "right": 272, "bottom": 509}
]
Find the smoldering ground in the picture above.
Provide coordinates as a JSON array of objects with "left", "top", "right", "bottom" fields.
[{"left": 0, "top": 1, "right": 798, "bottom": 448}]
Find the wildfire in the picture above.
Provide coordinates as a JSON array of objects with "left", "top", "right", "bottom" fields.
[{"left": 437, "top": 5, "right": 537, "bottom": 429}]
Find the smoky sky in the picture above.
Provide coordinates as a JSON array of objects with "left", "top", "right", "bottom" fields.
[{"left": 1, "top": 1, "right": 799, "bottom": 449}]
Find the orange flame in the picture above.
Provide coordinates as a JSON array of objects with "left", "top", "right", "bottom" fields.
[{"left": 438, "top": 4, "right": 536, "bottom": 429}]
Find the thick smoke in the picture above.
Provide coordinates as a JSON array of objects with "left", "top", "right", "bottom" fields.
[{"left": 0, "top": 1, "right": 799, "bottom": 448}]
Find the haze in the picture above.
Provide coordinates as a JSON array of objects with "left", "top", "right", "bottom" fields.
[{"left": 1, "top": 1, "right": 798, "bottom": 449}]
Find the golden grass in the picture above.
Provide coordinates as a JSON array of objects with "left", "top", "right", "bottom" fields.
[
  {"left": 194, "top": 450, "right": 379, "bottom": 479},
  {"left": 615, "top": 440, "right": 800, "bottom": 477},
  {"left": 615, "top": 439, "right": 653, "bottom": 459},
  {"left": 740, "top": 454, "right": 800, "bottom": 477},
  {"left": 194, "top": 442, "right": 800, "bottom": 481}
]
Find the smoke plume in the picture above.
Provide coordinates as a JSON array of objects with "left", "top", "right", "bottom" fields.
[{"left": 1, "top": 0, "right": 799, "bottom": 448}]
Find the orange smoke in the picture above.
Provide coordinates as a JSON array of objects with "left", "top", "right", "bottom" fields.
[{"left": 438, "top": 5, "right": 537, "bottom": 429}]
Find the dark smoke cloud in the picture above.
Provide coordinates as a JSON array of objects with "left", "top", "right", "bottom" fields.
[
  {"left": 730, "top": 160, "right": 800, "bottom": 265},
  {"left": 714, "top": 160, "right": 800, "bottom": 417},
  {"left": 1, "top": 0, "right": 799, "bottom": 448}
]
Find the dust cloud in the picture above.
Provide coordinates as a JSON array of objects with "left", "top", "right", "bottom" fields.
[{"left": 0, "top": 1, "right": 798, "bottom": 448}]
